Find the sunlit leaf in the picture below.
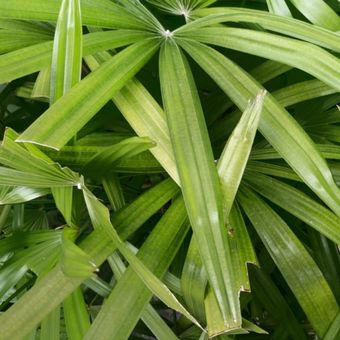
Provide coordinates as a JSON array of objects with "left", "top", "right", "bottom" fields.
[
  {"left": 63, "top": 288, "right": 90, "bottom": 340},
  {"left": 40, "top": 307, "right": 61, "bottom": 340},
  {"left": 18, "top": 39, "right": 160, "bottom": 149},
  {"left": 50, "top": 0, "right": 82, "bottom": 104},
  {"left": 61, "top": 227, "right": 97, "bottom": 278},
  {"left": 82, "top": 186, "right": 203, "bottom": 332},
  {"left": 0, "top": 186, "right": 49, "bottom": 205},
  {"left": 85, "top": 196, "right": 189, "bottom": 339},
  {"left": 177, "top": 39, "right": 340, "bottom": 216},
  {"left": 160, "top": 39, "right": 241, "bottom": 329}
]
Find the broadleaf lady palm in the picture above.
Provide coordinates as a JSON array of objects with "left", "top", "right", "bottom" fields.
[{"left": 0, "top": 0, "right": 339, "bottom": 339}]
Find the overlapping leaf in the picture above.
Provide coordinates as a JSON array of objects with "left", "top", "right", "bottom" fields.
[
  {"left": 160, "top": 39, "right": 241, "bottom": 329},
  {"left": 18, "top": 39, "right": 160, "bottom": 149},
  {"left": 238, "top": 185, "right": 339, "bottom": 337},
  {"left": 0, "top": 0, "right": 340, "bottom": 338},
  {"left": 177, "top": 39, "right": 340, "bottom": 216},
  {"left": 0, "top": 128, "right": 81, "bottom": 187},
  {"left": 0, "top": 178, "right": 179, "bottom": 338}
]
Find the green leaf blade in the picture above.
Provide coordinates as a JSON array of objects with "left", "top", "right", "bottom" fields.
[
  {"left": 17, "top": 38, "right": 160, "bottom": 149},
  {"left": 84, "top": 196, "right": 190, "bottom": 340},
  {"left": 238, "top": 185, "right": 339, "bottom": 337},
  {"left": 83, "top": 136, "right": 156, "bottom": 177},
  {"left": 82, "top": 187, "right": 203, "bottom": 335},
  {"left": 289, "top": 0, "right": 340, "bottom": 31},
  {"left": 159, "top": 40, "right": 241, "bottom": 329},
  {"left": 84, "top": 52, "right": 179, "bottom": 184},
  {"left": 178, "top": 39, "right": 340, "bottom": 216},
  {"left": 0, "top": 0, "right": 148, "bottom": 30},
  {"left": 50, "top": 0, "right": 83, "bottom": 104},
  {"left": 217, "top": 90, "right": 265, "bottom": 216},
  {"left": 0, "top": 178, "right": 179, "bottom": 339},
  {"left": 244, "top": 172, "right": 340, "bottom": 245},
  {"left": 266, "top": 0, "right": 292, "bottom": 17},
  {"left": 63, "top": 288, "right": 91, "bottom": 340}
]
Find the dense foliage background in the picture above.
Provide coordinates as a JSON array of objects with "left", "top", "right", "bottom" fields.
[{"left": 0, "top": 0, "right": 340, "bottom": 339}]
